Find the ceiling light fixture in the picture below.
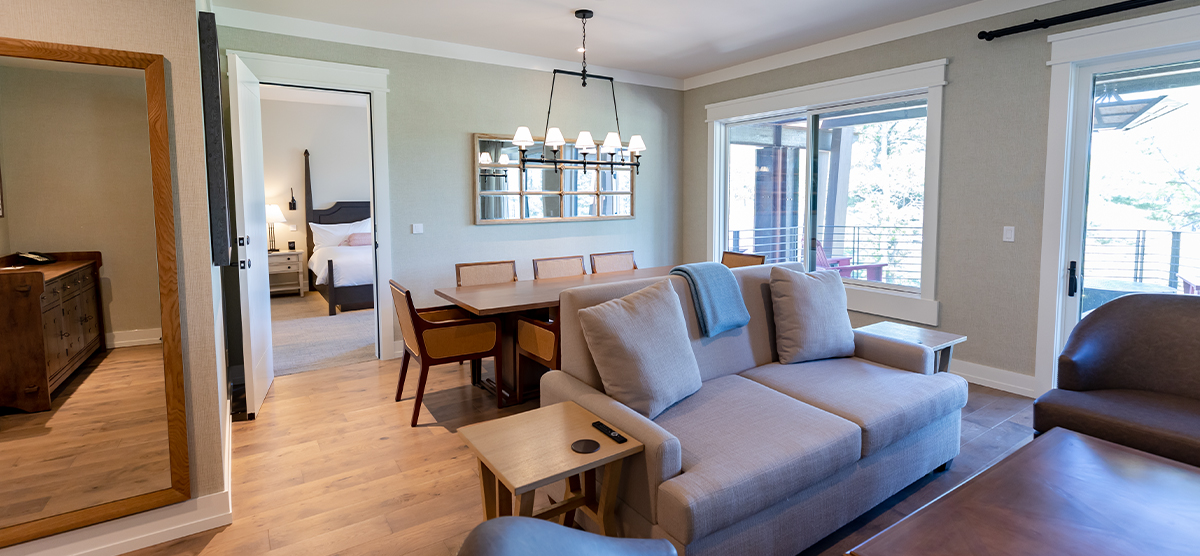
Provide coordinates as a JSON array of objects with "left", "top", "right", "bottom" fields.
[{"left": 511, "top": 9, "right": 645, "bottom": 174}]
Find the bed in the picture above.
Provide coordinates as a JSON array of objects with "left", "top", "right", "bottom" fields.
[{"left": 304, "top": 149, "right": 375, "bottom": 316}]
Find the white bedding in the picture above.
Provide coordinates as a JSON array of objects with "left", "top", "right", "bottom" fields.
[{"left": 309, "top": 246, "right": 375, "bottom": 287}]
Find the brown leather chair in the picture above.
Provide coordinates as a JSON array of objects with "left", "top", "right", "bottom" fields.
[
  {"left": 590, "top": 251, "right": 636, "bottom": 273},
  {"left": 533, "top": 255, "right": 586, "bottom": 279},
  {"left": 1033, "top": 293, "right": 1200, "bottom": 466},
  {"left": 720, "top": 251, "right": 766, "bottom": 268},
  {"left": 390, "top": 280, "right": 504, "bottom": 426}
]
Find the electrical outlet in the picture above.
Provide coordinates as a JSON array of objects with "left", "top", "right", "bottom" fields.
[
  {"left": 1003, "top": 226, "right": 1015, "bottom": 242},
  {"left": 412, "top": 223, "right": 424, "bottom": 234}
]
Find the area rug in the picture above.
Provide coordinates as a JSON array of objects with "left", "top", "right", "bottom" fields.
[{"left": 270, "top": 294, "right": 376, "bottom": 376}]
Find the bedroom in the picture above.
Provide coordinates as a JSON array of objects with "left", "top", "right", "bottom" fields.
[{"left": 258, "top": 84, "right": 377, "bottom": 378}]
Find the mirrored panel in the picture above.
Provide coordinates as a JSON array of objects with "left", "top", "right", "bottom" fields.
[
  {"left": 0, "top": 43, "right": 186, "bottom": 548},
  {"left": 474, "top": 134, "right": 634, "bottom": 224}
]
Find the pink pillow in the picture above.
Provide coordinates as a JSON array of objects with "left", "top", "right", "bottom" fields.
[{"left": 342, "top": 233, "right": 372, "bottom": 246}]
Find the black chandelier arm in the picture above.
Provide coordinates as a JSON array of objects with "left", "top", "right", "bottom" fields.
[{"left": 517, "top": 154, "right": 640, "bottom": 172}]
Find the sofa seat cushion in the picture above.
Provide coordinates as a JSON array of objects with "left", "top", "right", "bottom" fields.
[
  {"left": 1033, "top": 388, "right": 1200, "bottom": 468},
  {"left": 742, "top": 359, "right": 968, "bottom": 457},
  {"left": 653, "top": 375, "right": 861, "bottom": 544}
]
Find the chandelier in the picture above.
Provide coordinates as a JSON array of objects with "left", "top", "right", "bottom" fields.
[{"left": 511, "top": 9, "right": 645, "bottom": 174}]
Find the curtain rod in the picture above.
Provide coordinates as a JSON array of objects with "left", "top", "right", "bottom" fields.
[{"left": 978, "top": 0, "right": 1176, "bottom": 41}]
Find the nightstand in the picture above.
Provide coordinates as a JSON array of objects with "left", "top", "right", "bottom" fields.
[{"left": 268, "top": 251, "right": 305, "bottom": 296}]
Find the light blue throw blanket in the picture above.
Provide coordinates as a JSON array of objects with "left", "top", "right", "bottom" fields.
[{"left": 670, "top": 262, "right": 751, "bottom": 338}]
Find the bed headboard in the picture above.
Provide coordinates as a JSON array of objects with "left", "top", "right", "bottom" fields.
[{"left": 304, "top": 149, "right": 372, "bottom": 256}]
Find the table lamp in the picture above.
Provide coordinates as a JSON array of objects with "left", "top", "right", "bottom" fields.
[{"left": 265, "top": 204, "right": 287, "bottom": 253}]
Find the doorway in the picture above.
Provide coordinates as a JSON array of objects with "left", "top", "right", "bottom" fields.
[
  {"left": 227, "top": 51, "right": 393, "bottom": 417},
  {"left": 1037, "top": 15, "right": 1200, "bottom": 395}
]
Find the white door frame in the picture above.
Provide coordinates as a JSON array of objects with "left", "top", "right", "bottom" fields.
[
  {"left": 227, "top": 51, "right": 396, "bottom": 361},
  {"left": 1034, "top": 6, "right": 1200, "bottom": 396}
]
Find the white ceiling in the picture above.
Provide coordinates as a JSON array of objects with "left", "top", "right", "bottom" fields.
[{"left": 214, "top": 0, "right": 1006, "bottom": 81}]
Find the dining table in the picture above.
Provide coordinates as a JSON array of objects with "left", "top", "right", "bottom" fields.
[{"left": 434, "top": 265, "right": 675, "bottom": 406}]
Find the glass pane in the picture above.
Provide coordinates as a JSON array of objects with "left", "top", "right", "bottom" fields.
[
  {"left": 1080, "top": 60, "right": 1200, "bottom": 316},
  {"left": 563, "top": 167, "right": 596, "bottom": 192},
  {"left": 599, "top": 169, "right": 632, "bottom": 192},
  {"left": 478, "top": 138, "right": 524, "bottom": 168},
  {"left": 724, "top": 115, "right": 807, "bottom": 264},
  {"left": 525, "top": 195, "right": 562, "bottom": 218},
  {"left": 479, "top": 167, "right": 519, "bottom": 192},
  {"left": 563, "top": 194, "right": 597, "bottom": 217},
  {"left": 480, "top": 195, "right": 520, "bottom": 220},
  {"left": 814, "top": 98, "right": 927, "bottom": 288},
  {"left": 524, "top": 166, "right": 560, "bottom": 192},
  {"left": 599, "top": 194, "right": 631, "bottom": 217}
]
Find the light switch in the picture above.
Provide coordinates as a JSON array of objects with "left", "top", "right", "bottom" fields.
[
  {"left": 1003, "top": 226, "right": 1015, "bottom": 242},
  {"left": 412, "top": 223, "right": 424, "bottom": 234},
  {"left": 289, "top": 225, "right": 297, "bottom": 232}
]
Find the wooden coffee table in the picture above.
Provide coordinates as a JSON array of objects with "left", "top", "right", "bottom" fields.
[
  {"left": 850, "top": 428, "right": 1200, "bottom": 556},
  {"left": 458, "top": 401, "right": 643, "bottom": 535}
]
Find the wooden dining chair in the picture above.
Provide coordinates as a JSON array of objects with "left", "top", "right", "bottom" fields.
[
  {"left": 454, "top": 260, "right": 517, "bottom": 384},
  {"left": 390, "top": 280, "right": 504, "bottom": 426},
  {"left": 590, "top": 251, "right": 637, "bottom": 274},
  {"left": 456, "top": 260, "right": 518, "bottom": 287},
  {"left": 515, "top": 315, "right": 559, "bottom": 404},
  {"left": 721, "top": 251, "right": 766, "bottom": 268},
  {"left": 532, "top": 255, "right": 586, "bottom": 279}
]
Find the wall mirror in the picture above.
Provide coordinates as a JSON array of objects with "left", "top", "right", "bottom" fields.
[
  {"left": 0, "top": 38, "right": 188, "bottom": 548},
  {"left": 475, "top": 133, "right": 634, "bottom": 224}
]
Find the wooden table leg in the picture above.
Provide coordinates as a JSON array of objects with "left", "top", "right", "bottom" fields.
[
  {"left": 936, "top": 346, "right": 954, "bottom": 373},
  {"left": 518, "top": 491, "right": 536, "bottom": 517},
  {"left": 596, "top": 459, "right": 624, "bottom": 536},
  {"left": 563, "top": 474, "right": 582, "bottom": 527},
  {"left": 479, "top": 461, "right": 498, "bottom": 520},
  {"left": 498, "top": 481, "right": 513, "bottom": 517}
]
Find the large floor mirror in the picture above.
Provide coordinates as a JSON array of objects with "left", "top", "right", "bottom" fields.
[{"left": 0, "top": 38, "right": 188, "bottom": 548}]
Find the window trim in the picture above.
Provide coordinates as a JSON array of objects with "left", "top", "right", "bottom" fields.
[{"left": 706, "top": 60, "right": 947, "bottom": 324}]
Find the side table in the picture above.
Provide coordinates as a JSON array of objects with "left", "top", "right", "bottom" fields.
[
  {"left": 857, "top": 321, "right": 967, "bottom": 373},
  {"left": 458, "top": 401, "right": 643, "bottom": 535}
]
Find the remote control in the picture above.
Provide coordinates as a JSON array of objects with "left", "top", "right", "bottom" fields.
[{"left": 592, "top": 421, "right": 627, "bottom": 444}]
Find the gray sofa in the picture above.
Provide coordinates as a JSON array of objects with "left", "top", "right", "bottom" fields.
[{"left": 540, "top": 263, "right": 968, "bottom": 556}]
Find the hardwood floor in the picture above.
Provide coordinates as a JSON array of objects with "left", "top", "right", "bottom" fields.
[
  {"left": 0, "top": 345, "right": 172, "bottom": 529},
  {"left": 130, "top": 358, "right": 1034, "bottom": 556}
]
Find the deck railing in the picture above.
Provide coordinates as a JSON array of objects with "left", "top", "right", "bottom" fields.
[{"left": 727, "top": 226, "right": 1200, "bottom": 292}]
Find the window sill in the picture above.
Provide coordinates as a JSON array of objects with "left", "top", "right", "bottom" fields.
[{"left": 844, "top": 284, "right": 939, "bottom": 325}]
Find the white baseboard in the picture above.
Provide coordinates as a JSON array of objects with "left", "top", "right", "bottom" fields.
[
  {"left": 106, "top": 328, "right": 163, "bottom": 348},
  {"left": 950, "top": 360, "right": 1046, "bottom": 399},
  {"left": 1, "top": 491, "right": 232, "bottom": 556}
]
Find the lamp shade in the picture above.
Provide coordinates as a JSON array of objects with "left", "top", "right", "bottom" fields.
[
  {"left": 601, "top": 132, "right": 622, "bottom": 153},
  {"left": 627, "top": 134, "right": 646, "bottom": 153},
  {"left": 498, "top": 153, "right": 511, "bottom": 165},
  {"left": 575, "top": 131, "right": 595, "bottom": 152},
  {"left": 478, "top": 152, "right": 493, "bottom": 164},
  {"left": 512, "top": 126, "right": 535, "bottom": 147},
  {"left": 545, "top": 127, "right": 566, "bottom": 148},
  {"left": 265, "top": 204, "right": 287, "bottom": 224}
]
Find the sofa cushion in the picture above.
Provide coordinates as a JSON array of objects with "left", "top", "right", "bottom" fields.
[
  {"left": 578, "top": 280, "right": 703, "bottom": 419},
  {"left": 742, "top": 359, "right": 968, "bottom": 457},
  {"left": 770, "top": 267, "right": 856, "bottom": 364},
  {"left": 1034, "top": 388, "right": 1200, "bottom": 468},
  {"left": 653, "top": 375, "right": 861, "bottom": 544}
]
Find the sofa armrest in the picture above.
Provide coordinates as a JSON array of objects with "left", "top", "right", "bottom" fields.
[
  {"left": 854, "top": 329, "right": 936, "bottom": 375},
  {"left": 540, "top": 370, "right": 682, "bottom": 525}
]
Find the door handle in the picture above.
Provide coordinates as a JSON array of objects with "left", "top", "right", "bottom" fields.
[{"left": 1067, "top": 261, "right": 1078, "bottom": 297}]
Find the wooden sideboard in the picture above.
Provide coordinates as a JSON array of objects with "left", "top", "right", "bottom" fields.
[{"left": 0, "top": 252, "right": 106, "bottom": 413}]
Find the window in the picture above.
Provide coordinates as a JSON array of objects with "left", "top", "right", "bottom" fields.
[
  {"left": 710, "top": 60, "right": 945, "bottom": 323},
  {"left": 475, "top": 134, "right": 634, "bottom": 224}
]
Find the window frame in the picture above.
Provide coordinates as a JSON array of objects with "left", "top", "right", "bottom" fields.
[
  {"left": 474, "top": 133, "right": 635, "bottom": 225},
  {"left": 707, "top": 60, "right": 946, "bottom": 325}
]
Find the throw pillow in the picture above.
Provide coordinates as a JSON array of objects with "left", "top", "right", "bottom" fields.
[
  {"left": 342, "top": 232, "right": 372, "bottom": 246},
  {"left": 577, "top": 280, "right": 702, "bottom": 419},
  {"left": 770, "top": 267, "right": 856, "bottom": 364}
]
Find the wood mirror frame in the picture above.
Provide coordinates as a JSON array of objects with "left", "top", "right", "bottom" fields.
[{"left": 0, "top": 37, "right": 189, "bottom": 548}]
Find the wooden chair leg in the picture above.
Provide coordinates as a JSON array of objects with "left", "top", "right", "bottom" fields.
[
  {"left": 395, "top": 350, "right": 411, "bottom": 402},
  {"left": 493, "top": 348, "right": 506, "bottom": 410},
  {"left": 410, "top": 362, "right": 431, "bottom": 427},
  {"left": 471, "top": 359, "right": 482, "bottom": 385}
]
